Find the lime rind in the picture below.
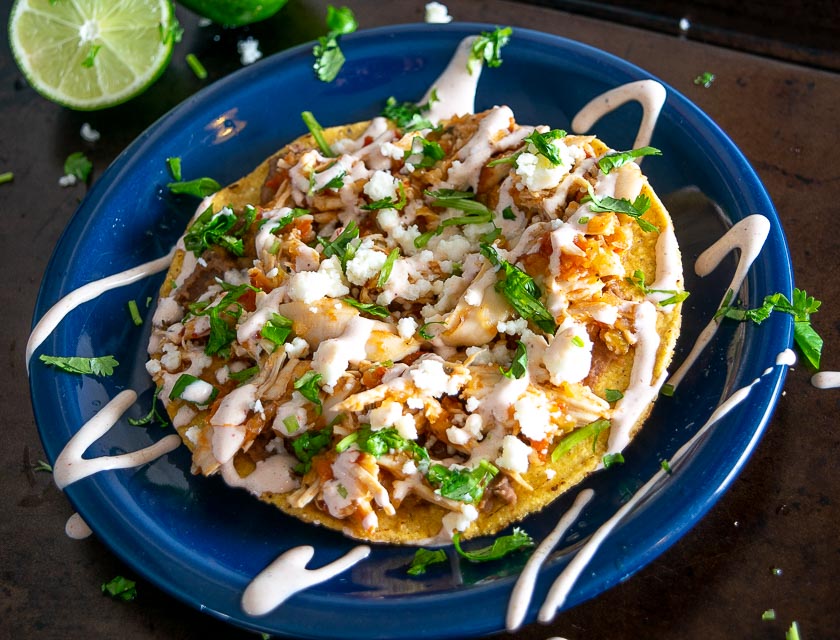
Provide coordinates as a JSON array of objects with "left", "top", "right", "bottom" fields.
[{"left": 9, "top": 0, "right": 176, "bottom": 110}]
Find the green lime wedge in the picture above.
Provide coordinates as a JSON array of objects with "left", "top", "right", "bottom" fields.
[
  {"left": 9, "top": 0, "right": 177, "bottom": 110},
  {"left": 178, "top": 0, "right": 289, "bottom": 27}
]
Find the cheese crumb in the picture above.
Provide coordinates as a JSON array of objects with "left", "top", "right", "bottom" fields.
[
  {"left": 425, "top": 1, "right": 453, "bottom": 23},
  {"left": 80, "top": 123, "right": 100, "bottom": 142},
  {"left": 364, "top": 170, "right": 400, "bottom": 201},
  {"left": 237, "top": 37, "right": 262, "bottom": 65},
  {"left": 397, "top": 317, "right": 418, "bottom": 340},
  {"left": 495, "top": 435, "right": 532, "bottom": 473}
]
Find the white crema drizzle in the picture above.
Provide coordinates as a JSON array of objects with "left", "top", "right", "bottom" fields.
[
  {"left": 26, "top": 248, "right": 175, "bottom": 372},
  {"left": 53, "top": 390, "right": 181, "bottom": 490},
  {"left": 811, "top": 371, "right": 840, "bottom": 389},
  {"left": 667, "top": 214, "right": 771, "bottom": 390},
  {"left": 65, "top": 512, "right": 93, "bottom": 540},
  {"left": 241, "top": 545, "right": 371, "bottom": 616}
]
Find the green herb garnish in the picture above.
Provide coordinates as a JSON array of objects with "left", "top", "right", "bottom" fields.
[
  {"left": 261, "top": 313, "right": 294, "bottom": 348},
  {"left": 602, "top": 452, "right": 625, "bottom": 468},
  {"left": 361, "top": 182, "right": 407, "bottom": 210},
  {"left": 694, "top": 71, "right": 716, "bottom": 88},
  {"left": 294, "top": 370, "right": 324, "bottom": 414},
  {"left": 168, "top": 177, "right": 221, "bottom": 198},
  {"left": 291, "top": 424, "right": 333, "bottom": 474},
  {"left": 312, "top": 5, "right": 357, "bottom": 82},
  {"left": 301, "top": 110, "right": 335, "bottom": 157},
  {"left": 229, "top": 365, "right": 259, "bottom": 385},
  {"left": 467, "top": 26, "right": 512, "bottom": 75},
  {"left": 32, "top": 460, "right": 53, "bottom": 473},
  {"left": 128, "top": 386, "right": 168, "bottom": 426},
  {"left": 336, "top": 425, "right": 429, "bottom": 464},
  {"left": 597, "top": 146, "right": 662, "bottom": 174},
  {"left": 407, "top": 548, "right": 448, "bottom": 575},
  {"left": 64, "top": 151, "right": 92, "bottom": 182},
  {"left": 377, "top": 248, "right": 400, "bottom": 287},
  {"left": 101, "top": 576, "right": 137, "bottom": 602},
  {"left": 166, "top": 157, "right": 182, "bottom": 181},
  {"left": 381, "top": 96, "right": 435, "bottom": 132},
  {"left": 342, "top": 298, "right": 390, "bottom": 318},
  {"left": 188, "top": 281, "right": 257, "bottom": 358},
  {"left": 185, "top": 53, "right": 208, "bottom": 80},
  {"left": 183, "top": 205, "right": 241, "bottom": 256},
  {"left": 283, "top": 415, "right": 301, "bottom": 434},
  {"left": 480, "top": 244, "right": 557, "bottom": 335},
  {"left": 0, "top": 172, "right": 13, "bottom": 185},
  {"left": 716, "top": 287, "right": 823, "bottom": 369},
  {"left": 319, "top": 220, "right": 359, "bottom": 268},
  {"left": 605, "top": 389, "right": 624, "bottom": 403},
  {"left": 418, "top": 321, "right": 444, "bottom": 340},
  {"left": 39, "top": 354, "right": 118, "bottom": 377},
  {"left": 415, "top": 190, "right": 494, "bottom": 248},
  {"left": 127, "top": 299, "right": 143, "bottom": 326},
  {"left": 660, "top": 383, "right": 675, "bottom": 397},
  {"left": 660, "top": 459, "right": 672, "bottom": 474},
  {"left": 551, "top": 419, "right": 610, "bottom": 462},
  {"left": 523, "top": 129, "right": 567, "bottom": 165},
  {"left": 761, "top": 609, "right": 776, "bottom": 622},
  {"left": 625, "top": 269, "right": 689, "bottom": 305},
  {"left": 426, "top": 459, "right": 498, "bottom": 503},
  {"left": 786, "top": 621, "right": 801, "bottom": 640},
  {"left": 582, "top": 184, "right": 658, "bottom": 233},
  {"left": 502, "top": 206, "right": 516, "bottom": 220},
  {"left": 500, "top": 340, "right": 527, "bottom": 379},
  {"left": 452, "top": 527, "right": 534, "bottom": 562},
  {"left": 409, "top": 138, "right": 446, "bottom": 169}
]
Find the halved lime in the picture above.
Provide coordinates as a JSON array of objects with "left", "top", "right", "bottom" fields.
[{"left": 9, "top": 0, "right": 177, "bottom": 110}]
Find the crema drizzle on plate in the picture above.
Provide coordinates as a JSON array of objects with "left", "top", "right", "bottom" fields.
[{"left": 28, "top": 35, "right": 791, "bottom": 630}]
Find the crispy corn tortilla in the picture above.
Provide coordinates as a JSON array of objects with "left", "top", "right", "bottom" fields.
[{"left": 149, "top": 111, "right": 682, "bottom": 544}]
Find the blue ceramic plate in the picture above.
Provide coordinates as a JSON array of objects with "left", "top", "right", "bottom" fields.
[{"left": 30, "top": 24, "right": 792, "bottom": 639}]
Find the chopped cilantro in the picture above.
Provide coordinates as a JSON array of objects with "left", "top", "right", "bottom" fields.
[
  {"left": 32, "top": 459, "right": 53, "bottom": 473},
  {"left": 270, "top": 207, "right": 309, "bottom": 233},
  {"left": 361, "top": 182, "right": 406, "bottom": 210},
  {"left": 786, "top": 621, "right": 801, "bottom": 640},
  {"left": 660, "top": 459, "right": 672, "bottom": 474},
  {"left": 416, "top": 190, "right": 494, "bottom": 248},
  {"left": 523, "top": 129, "right": 567, "bottom": 165},
  {"left": 169, "top": 374, "right": 218, "bottom": 405},
  {"left": 480, "top": 244, "right": 557, "bottom": 335},
  {"left": 582, "top": 184, "right": 658, "bottom": 233},
  {"left": 551, "top": 419, "right": 610, "bottom": 462},
  {"left": 626, "top": 269, "right": 689, "bottom": 305},
  {"left": 101, "top": 576, "right": 137, "bottom": 602},
  {"left": 64, "top": 151, "right": 92, "bottom": 182},
  {"left": 694, "top": 71, "right": 716, "bottom": 88},
  {"left": 0, "top": 171, "right": 13, "bottom": 185},
  {"left": 660, "top": 383, "right": 675, "bottom": 397},
  {"left": 312, "top": 5, "right": 357, "bottom": 82},
  {"left": 301, "top": 110, "right": 335, "bottom": 157},
  {"left": 229, "top": 365, "right": 259, "bottom": 385},
  {"left": 418, "top": 321, "right": 444, "bottom": 340},
  {"left": 452, "top": 527, "right": 534, "bottom": 562},
  {"left": 336, "top": 425, "right": 429, "bottom": 464},
  {"left": 185, "top": 53, "right": 208, "bottom": 80},
  {"left": 167, "top": 176, "right": 221, "bottom": 198},
  {"left": 407, "top": 548, "right": 448, "bottom": 575},
  {"left": 486, "top": 153, "right": 521, "bottom": 168},
  {"left": 605, "top": 388, "right": 624, "bottom": 403},
  {"left": 479, "top": 225, "right": 502, "bottom": 244},
  {"left": 409, "top": 138, "right": 446, "bottom": 169},
  {"left": 189, "top": 281, "right": 257, "bottom": 358},
  {"left": 166, "top": 157, "right": 182, "bottom": 181},
  {"left": 39, "top": 354, "right": 118, "bottom": 377},
  {"left": 467, "top": 26, "right": 512, "bottom": 75},
  {"left": 500, "top": 340, "right": 527, "bottom": 379},
  {"left": 597, "top": 146, "right": 662, "bottom": 174},
  {"left": 128, "top": 386, "right": 168, "bottom": 427},
  {"left": 502, "top": 206, "right": 516, "bottom": 220},
  {"left": 294, "top": 370, "right": 324, "bottom": 414},
  {"left": 426, "top": 459, "right": 498, "bottom": 504},
  {"left": 377, "top": 248, "right": 400, "bottom": 287},
  {"left": 319, "top": 220, "right": 359, "bottom": 268},
  {"left": 127, "top": 299, "right": 143, "bottom": 326},
  {"left": 761, "top": 609, "right": 776, "bottom": 621},
  {"left": 602, "top": 452, "right": 625, "bottom": 468},
  {"left": 183, "top": 205, "right": 241, "bottom": 256},
  {"left": 261, "top": 313, "right": 294, "bottom": 348},
  {"left": 571, "top": 335, "right": 585, "bottom": 347},
  {"left": 716, "top": 287, "right": 823, "bottom": 369},
  {"left": 312, "top": 166, "right": 346, "bottom": 192},
  {"left": 381, "top": 96, "right": 435, "bottom": 132},
  {"left": 283, "top": 415, "right": 301, "bottom": 434},
  {"left": 336, "top": 484, "right": 349, "bottom": 499},
  {"left": 291, "top": 424, "right": 333, "bottom": 474},
  {"left": 342, "top": 298, "right": 390, "bottom": 318}
]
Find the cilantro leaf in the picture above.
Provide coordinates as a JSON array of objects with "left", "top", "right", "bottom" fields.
[
  {"left": 502, "top": 206, "right": 516, "bottom": 220},
  {"left": 183, "top": 205, "right": 241, "bottom": 256},
  {"left": 312, "top": 5, "right": 357, "bottom": 82},
  {"left": 418, "top": 321, "right": 444, "bottom": 340},
  {"left": 39, "top": 354, "right": 118, "bottom": 376},
  {"left": 415, "top": 190, "right": 495, "bottom": 248},
  {"left": 582, "top": 184, "right": 658, "bottom": 233},
  {"left": 426, "top": 459, "right": 498, "bottom": 503},
  {"left": 291, "top": 424, "right": 333, "bottom": 474},
  {"left": 261, "top": 313, "right": 294, "bottom": 348},
  {"left": 381, "top": 96, "right": 435, "bottom": 132},
  {"left": 167, "top": 176, "right": 221, "bottom": 198},
  {"left": 604, "top": 388, "right": 624, "bottom": 403},
  {"left": 480, "top": 244, "right": 557, "bottom": 335},
  {"left": 602, "top": 452, "right": 625, "bottom": 468},
  {"left": 694, "top": 71, "right": 716, "bottom": 88},
  {"left": 336, "top": 425, "right": 430, "bottom": 463},
  {"left": 269, "top": 207, "right": 309, "bottom": 234},
  {"left": 500, "top": 340, "right": 527, "bottom": 379},
  {"left": 523, "top": 129, "right": 567, "bottom": 165},
  {"left": 64, "top": 151, "right": 92, "bottom": 182},
  {"left": 625, "top": 269, "right": 689, "bottom": 305},
  {"left": 551, "top": 419, "right": 610, "bottom": 462},
  {"left": 361, "top": 182, "right": 407, "bottom": 210},
  {"left": 377, "top": 248, "right": 400, "bottom": 287},
  {"left": 301, "top": 111, "right": 335, "bottom": 157},
  {"left": 229, "top": 365, "right": 259, "bottom": 385},
  {"left": 166, "top": 157, "right": 182, "bottom": 181},
  {"left": 128, "top": 386, "right": 168, "bottom": 427},
  {"left": 32, "top": 460, "right": 53, "bottom": 473},
  {"left": 101, "top": 576, "right": 137, "bottom": 602},
  {"left": 188, "top": 281, "right": 257, "bottom": 358},
  {"left": 597, "top": 146, "right": 662, "bottom": 174},
  {"left": 342, "top": 298, "right": 390, "bottom": 318},
  {"left": 452, "top": 527, "right": 534, "bottom": 562},
  {"left": 407, "top": 548, "right": 448, "bottom": 575},
  {"left": 409, "top": 138, "right": 446, "bottom": 169},
  {"left": 716, "top": 287, "right": 823, "bottom": 369},
  {"left": 467, "top": 26, "right": 512, "bottom": 75},
  {"left": 294, "top": 370, "right": 324, "bottom": 414}
]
